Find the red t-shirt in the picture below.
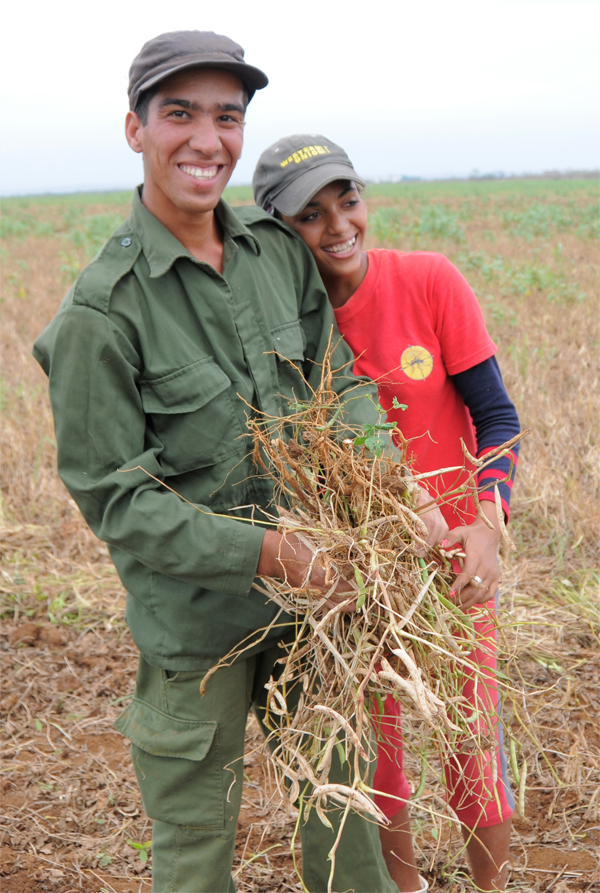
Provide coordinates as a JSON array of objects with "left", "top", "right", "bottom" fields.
[{"left": 333, "top": 249, "right": 497, "bottom": 526}]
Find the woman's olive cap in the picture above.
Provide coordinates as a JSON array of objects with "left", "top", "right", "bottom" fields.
[
  {"left": 253, "top": 134, "right": 365, "bottom": 216},
  {"left": 128, "top": 30, "right": 269, "bottom": 110}
]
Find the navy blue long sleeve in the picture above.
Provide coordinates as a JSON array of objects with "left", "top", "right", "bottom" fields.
[{"left": 451, "top": 356, "right": 520, "bottom": 517}]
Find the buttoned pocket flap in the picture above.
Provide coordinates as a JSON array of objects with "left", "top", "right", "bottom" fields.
[
  {"left": 115, "top": 698, "right": 217, "bottom": 761},
  {"left": 140, "top": 358, "right": 231, "bottom": 415},
  {"left": 271, "top": 322, "right": 305, "bottom": 362}
]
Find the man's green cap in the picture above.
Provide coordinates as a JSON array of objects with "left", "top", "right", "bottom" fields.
[
  {"left": 253, "top": 134, "right": 365, "bottom": 216},
  {"left": 128, "top": 31, "right": 268, "bottom": 110}
]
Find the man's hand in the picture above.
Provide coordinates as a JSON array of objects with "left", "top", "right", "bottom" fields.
[
  {"left": 415, "top": 486, "right": 450, "bottom": 550},
  {"left": 257, "top": 530, "right": 356, "bottom": 611},
  {"left": 447, "top": 501, "right": 502, "bottom": 610}
]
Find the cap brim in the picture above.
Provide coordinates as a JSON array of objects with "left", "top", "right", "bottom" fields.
[
  {"left": 138, "top": 57, "right": 268, "bottom": 100},
  {"left": 270, "top": 164, "right": 366, "bottom": 216}
]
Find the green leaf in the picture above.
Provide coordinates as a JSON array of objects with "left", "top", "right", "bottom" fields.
[
  {"left": 335, "top": 741, "right": 346, "bottom": 767},
  {"left": 392, "top": 397, "right": 408, "bottom": 410},
  {"left": 354, "top": 567, "right": 367, "bottom": 609},
  {"left": 139, "top": 849, "right": 148, "bottom": 864}
]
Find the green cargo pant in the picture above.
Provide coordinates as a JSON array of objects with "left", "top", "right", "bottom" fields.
[{"left": 115, "top": 647, "right": 399, "bottom": 893}]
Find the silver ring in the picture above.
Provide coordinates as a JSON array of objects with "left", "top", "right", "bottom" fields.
[{"left": 472, "top": 575, "right": 483, "bottom": 585}]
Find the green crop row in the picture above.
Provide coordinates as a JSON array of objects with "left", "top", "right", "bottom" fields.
[{"left": 455, "top": 249, "right": 588, "bottom": 305}]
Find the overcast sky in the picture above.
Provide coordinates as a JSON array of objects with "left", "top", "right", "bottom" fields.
[{"left": 1, "top": 0, "right": 598, "bottom": 195}]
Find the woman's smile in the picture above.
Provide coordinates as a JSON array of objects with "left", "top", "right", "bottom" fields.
[{"left": 321, "top": 234, "right": 358, "bottom": 256}]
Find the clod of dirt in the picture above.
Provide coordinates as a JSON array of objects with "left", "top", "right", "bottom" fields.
[
  {"left": 0, "top": 693, "right": 19, "bottom": 711},
  {"left": 39, "top": 625, "right": 68, "bottom": 647},
  {"left": 9, "top": 622, "right": 40, "bottom": 646},
  {"left": 526, "top": 845, "right": 597, "bottom": 872}
]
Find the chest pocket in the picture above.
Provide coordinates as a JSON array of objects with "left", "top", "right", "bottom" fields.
[
  {"left": 271, "top": 322, "right": 308, "bottom": 399},
  {"left": 140, "top": 358, "right": 245, "bottom": 475}
]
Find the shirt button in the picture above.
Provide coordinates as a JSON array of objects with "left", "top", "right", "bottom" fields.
[{"left": 121, "top": 237, "right": 132, "bottom": 248}]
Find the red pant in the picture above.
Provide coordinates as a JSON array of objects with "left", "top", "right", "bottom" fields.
[{"left": 373, "top": 605, "right": 514, "bottom": 828}]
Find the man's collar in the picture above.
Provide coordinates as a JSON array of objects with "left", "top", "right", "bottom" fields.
[{"left": 129, "top": 186, "right": 261, "bottom": 279}]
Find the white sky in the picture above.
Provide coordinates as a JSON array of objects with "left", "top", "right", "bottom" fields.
[{"left": 1, "top": 0, "right": 599, "bottom": 195}]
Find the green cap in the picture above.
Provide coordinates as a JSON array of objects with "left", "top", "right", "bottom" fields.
[
  {"left": 128, "top": 31, "right": 269, "bottom": 110},
  {"left": 253, "top": 134, "right": 365, "bottom": 216}
]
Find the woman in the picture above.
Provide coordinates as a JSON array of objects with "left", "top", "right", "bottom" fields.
[{"left": 252, "top": 136, "right": 520, "bottom": 893}]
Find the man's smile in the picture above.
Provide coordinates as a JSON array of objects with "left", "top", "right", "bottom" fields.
[{"left": 179, "top": 164, "right": 221, "bottom": 181}]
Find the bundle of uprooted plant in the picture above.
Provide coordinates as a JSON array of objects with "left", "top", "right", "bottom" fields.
[{"left": 243, "top": 348, "right": 520, "bottom": 833}]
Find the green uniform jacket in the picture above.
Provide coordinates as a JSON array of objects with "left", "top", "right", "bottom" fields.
[{"left": 33, "top": 189, "right": 380, "bottom": 669}]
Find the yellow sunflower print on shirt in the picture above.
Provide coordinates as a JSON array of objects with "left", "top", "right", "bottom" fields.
[{"left": 400, "top": 345, "right": 434, "bottom": 380}]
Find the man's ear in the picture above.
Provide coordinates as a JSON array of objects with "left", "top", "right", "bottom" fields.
[{"left": 125, "top": 111, "right": 144, "bottom": 154}]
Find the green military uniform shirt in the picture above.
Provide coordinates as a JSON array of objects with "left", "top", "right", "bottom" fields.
[{"left": 33, "top": 188, "right": 380, "bottom": 669}]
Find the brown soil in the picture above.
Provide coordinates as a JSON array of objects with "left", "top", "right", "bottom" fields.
[
  {"left": 1, "top": 618, "right": 599, "bottom": 892},
  {"left": 0, "top": 618, "right": 303, "bottom": 893}
]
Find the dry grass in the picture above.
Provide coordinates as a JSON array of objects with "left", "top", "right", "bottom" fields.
[
  {"left": 235, "top": 348, "right": 524, "bottom": 847},
  {"left": 1, "top": 179, "right": 599, "bottom": 891}
]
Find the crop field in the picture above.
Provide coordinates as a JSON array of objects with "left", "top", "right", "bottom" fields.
[{"left": 1, "top": 177, "right": 599, "bottom": 892}]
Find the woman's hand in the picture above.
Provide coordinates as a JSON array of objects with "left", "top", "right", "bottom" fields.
[
  {"left": 257, "top": 530, "right": 356, "bottom": 611},
  {"left": 415, "top": 486, "right": 450, "bottom": 550},
  {"left": 446, "top": 501, "right": 502, "bottom": 610}
]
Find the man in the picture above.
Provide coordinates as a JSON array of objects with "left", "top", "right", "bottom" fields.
[{"left": 33, "top": 31, "right": 401, "bottom": 893}]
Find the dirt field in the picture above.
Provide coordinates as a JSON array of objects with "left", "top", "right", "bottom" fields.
[{"left": 1, "top": 178, "right": 599, "bottom": 891}]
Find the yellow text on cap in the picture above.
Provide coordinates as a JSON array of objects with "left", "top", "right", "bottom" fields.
[{"left": 280, "top": 146, "right": 331, "bottom": 168}]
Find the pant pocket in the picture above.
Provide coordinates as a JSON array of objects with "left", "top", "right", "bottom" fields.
[{"left": 115, "top": 698, "right": 224, "bottom": 831}]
